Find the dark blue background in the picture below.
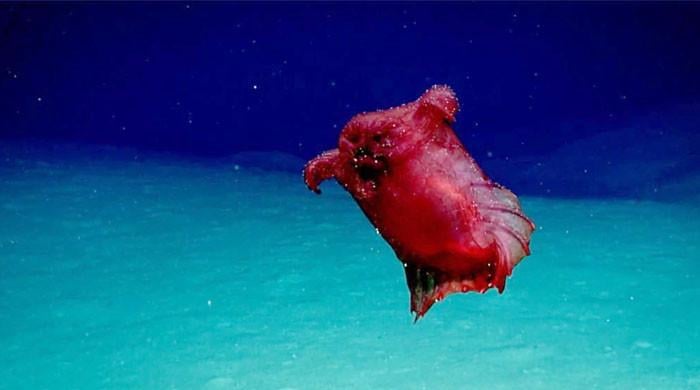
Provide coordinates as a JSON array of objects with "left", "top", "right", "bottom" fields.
[{"left": 1, "top": 3, "right": 699, "bottom": 196}]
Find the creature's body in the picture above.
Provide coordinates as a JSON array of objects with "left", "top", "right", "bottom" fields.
[{"left": 304, "top": 85, "right": 534, "bottom": 319}]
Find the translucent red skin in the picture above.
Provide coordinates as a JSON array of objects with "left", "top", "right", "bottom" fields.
[{"left": 304, "top": 85, "right": 534, "bottom": 319}]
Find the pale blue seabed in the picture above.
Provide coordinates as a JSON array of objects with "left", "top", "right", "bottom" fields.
[{"left": 1, "top": 143, "right": 699, "bottom": 389}]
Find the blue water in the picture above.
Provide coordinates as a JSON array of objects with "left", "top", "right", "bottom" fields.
[{"left": 1, "top": 142, "right": 698, "bottom": 389}]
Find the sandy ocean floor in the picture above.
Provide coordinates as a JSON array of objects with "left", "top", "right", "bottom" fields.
[{"left": 1, "top": 143, "right": 699, "bottom": 389}]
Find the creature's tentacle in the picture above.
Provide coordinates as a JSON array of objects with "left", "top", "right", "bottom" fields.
[{"left": 303, "top": 149, "right": 340, "bottom": 194}]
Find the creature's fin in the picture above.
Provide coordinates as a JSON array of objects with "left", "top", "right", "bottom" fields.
[{"left": 473, "top": 182, "right": 535, "bottom": 268}]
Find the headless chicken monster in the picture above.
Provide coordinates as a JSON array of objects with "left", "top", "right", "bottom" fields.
[{"left": 304, "top": 85, "right": 534, "bottom": 320}]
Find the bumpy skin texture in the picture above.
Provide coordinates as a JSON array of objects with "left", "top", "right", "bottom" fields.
[{"left": 304, "top": 85, "right": 534, "bottom": 320}]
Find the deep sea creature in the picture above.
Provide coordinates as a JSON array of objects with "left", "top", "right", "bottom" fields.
[{"left": 303, "top": 85, "right": 534, "bottom": 320}]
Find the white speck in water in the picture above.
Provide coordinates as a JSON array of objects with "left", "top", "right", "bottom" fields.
[
  {"left": 252, "top": 84, "right": 258, "bottom": 90},
  {"left": 634, "top": 340, "right": 652, "bottom": 349},
  {"left": 36, "top": 97, "right": 43, "bottom": 102},
  {"left": 486, "top": 151, "right": 493, "bottom": 158},
  {"left": 207, "top": 300, "right": 212, "bottom": 307},
  {"left": 233, "top": 164, "right": 240, "bottom": 171}
]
